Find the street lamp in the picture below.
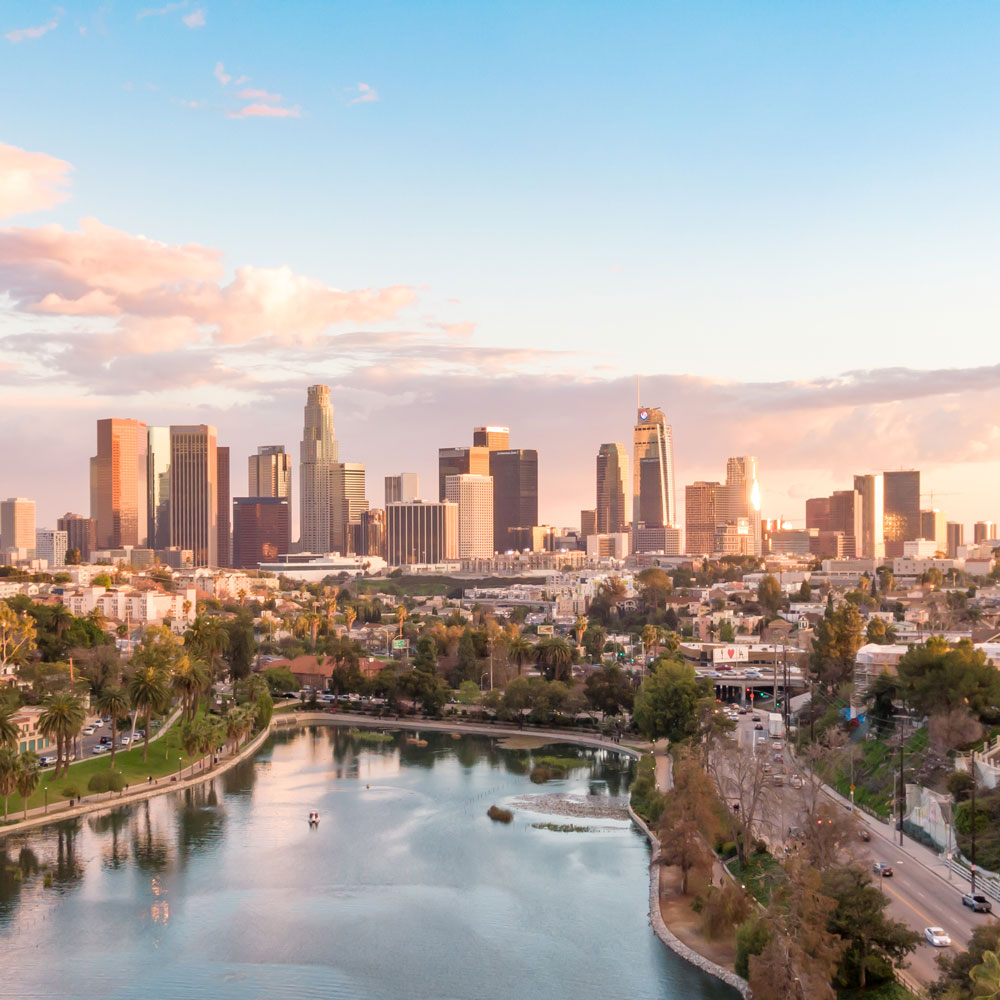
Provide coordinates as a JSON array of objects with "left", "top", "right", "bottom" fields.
[{"left": 177, "top": 756, "right": 182, "bottom": 780}]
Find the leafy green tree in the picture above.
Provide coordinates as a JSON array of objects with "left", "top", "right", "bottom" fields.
[
  {"left": 457, "top": 680, "right": 481, "bottom": 704},
  {"left": 797, "top": 580, "right": 812, "bottom": 602},
  {"left": 757, "top": 574, "right": 783, "bottom": 615},
  {"left": 454, "top": 629, "right": 477, "bottom": 685},
  {"left": 0, "top": 745, "right": 17, "bottom": 820},
  {"left": 865, "top": 618, "right": 896, "bottom": 645},
  {"left": 971, "top": 950, "right": 1000, "bottom": 999},
  {"left": 184, "top": 615, "right": 230, "bottom": 677},
  {"left": 822, "top": 865, "right": 920, "bottom": 989},
  {"left": 718, "top": 621, "right": 735, "bottom": 642},
  {"left": 633, "top": 659, "right": 709, "bottom": 743},
  {"left": 223, "top": 612, "right": 256, "bottom": 681},
  {"left": 95, "top": 686, "right": 130, "bottom": 769},
  {"left": 810, "top": 602, "right": 864, "bottom": 691},
  {"left": 14, "top": 751, "right": 39, "bottom": 819},
  {"left": 637, "top": 567, "right": 672, "bottom": 610},
  {"left": 38, "top": 692, "right": 86, "bottom": 778},
  {"left": 254, "top": 690, "right": 274, "bottom": 730},
  {"left": 898, "top": 638, "right": 1000, "bottom": 720},
  {"left": 0, "top": 601, "right": 37, "bottom": 674},
  {"left": 735, "top": 916, "right": 772, "bottom": 978},
  {"left": 864, "top": 672, "right": 901, "bottom": 734},
  {"left": 413, "top": 634, "right": 439, "bottom": 673},
  {"left": 932, "top": 923, "right": 1000, "bottom": 999},
  {"left": 532, "top": 636, "right": 574, "bottom": 682},
  {"left": 263, "top": 664, "right": 298, "bottom": 694},
  {"left": 583, "top": 663, "right": 634, "bottom": 716},
  {"left": 582, "top": 625, "right": 608, "bottom": 662}
]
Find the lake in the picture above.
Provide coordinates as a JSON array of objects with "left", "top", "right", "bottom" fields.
[{"left": 0, "top": 725, "right": 737, "bottom": 999}]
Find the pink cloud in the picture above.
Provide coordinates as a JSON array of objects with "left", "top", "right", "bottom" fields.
[
  {"left": 229, "top": 103, "right": 302, "bottom": 119},
  {"left": 0, "top": 141, "right": 74, "bottom": 219},
  {"left": 236, "top": 88, "right": 282, "bottom": 102},
  {"left": 214, "top": 61, "right": 231, "bottom": 86},
  {"left": 347, "top": 83, "right": 379, "bottom": 105},
  {"left": 5, "top": 11, "right": 61, "bottom": 43},
  {"left": 182, "top": 8, "right": 205, "bottom": 27}
]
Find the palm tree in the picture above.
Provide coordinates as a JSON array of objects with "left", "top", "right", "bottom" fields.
[
  {"left": 395, "top": 604, "right": 408, "bottom": 638},
  {"left": 573, "top": 616, "right": 588, "bottom": 647},
  {"left": 15, "top": 752, "right": 39, "bottom": 819},
  {"left": 246, "top": 674, "right": 268, "bottom": 704},
  {"left": 533, "top": 636, "right": 574, "bottom": 683},
  {"left": 0, "top": 746, "right": 17, "bottom": 820},
  {"left": 128, "top": 666, "right": 168, "bottom": 763},
  {"left": 641, "top": 624, "right": 661, "bottom": 664},
  {"left": 170, "top": 655, "right": 210, "bottom": 722},
  {"left": 224, "top": 708, "right": 244, "bottom": 755},
  {"left": 95, "top": 686, "right": 130, "bottom": 769},
  {"left": 38, "top": 692, "right": 86, "bottom": 779},
  {"left": 507, "top": 635, "right": 533, "bottom": 678},
  {"left": 0, "top": 703, "right": 18, "bottom": 750},
  {"left": 971, "top": 949, "right": 1000, "bottom": 999},
  {"left": 344, "top": 606, "right": 358, "bottom": 634},
  {"left": 184, "top": 615, "right": 229, "bottom": 678}
]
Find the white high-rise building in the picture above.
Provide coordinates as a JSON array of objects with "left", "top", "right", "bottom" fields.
[
  {"left": 299, "top": 385, "right": 338, "bottom": 552},
  {"left": 249, "top": 446, "right": 292, "bottom": 502},
  {"left": 385, "top": 473, "right": 419, "bottom": 505},
  {"left": 35, "top": 529, "right": 68, "bottom": 567},
  {"left": 445, "top": 474, "right": 494, "bottom": 559},
  {"left": 330, "top": 462, "right": 368, "bottom": 553}
]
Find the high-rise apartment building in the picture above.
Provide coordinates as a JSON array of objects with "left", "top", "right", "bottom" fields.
[
  {"left": 596, "top": 443, "right": 628, "bottom": 535},
  {"left": 1, "top": 498, "right": 37, "bottom": 555},
  {"left": 169, "top": 425, "right": 218, "bottom": 566},
  {"left": 330, "top": 462, "right": 368, "bottom": 553},
  {"left": 249, "top": 446, "right": 292, "bottom": 502},
  {"left": 35, "top": 529, "right": 68, "bottom": 567},
  {"left": 974, "top": 521, "right": 997, "bottom": 544},
  {"left": 473, "top": 426, "right": 510, "bottom": 450},
  {"left": 386, "top": 501, "right": 458, "bottom": 566},
  {"left": 920, "top": 509, "right": 947, "bottom": 554},
  {"left": 232, "top": 497, "right": 291, "bottom": 569},
  {"left": 385, "top": 473, "right": 419, "bottom": 505},
  {"left": 883, "top": 470, "right": 920, "bottom": 558},
  {"left": 438, "top": 446, "right": 490, "bottom": 501},
  {"left": 93, "top": 418, "right": 149, "bottom": 548},
  {"left": 300, "top": 385, "right": 338, "bottom": 552},
  {"left": 57, "top": 513, "right": 97, "bottom": 562},
  {"left": 632, "top": 407, "right": 676, "bottom": 548},
  {"left": 946, "top": 521, "right": 964, "bottom": 558},
  {"left": 684, "top": 481, "right": 721, "bottom": 555},
  {"left": 489, "top": 449, "right": 538, "bottom": 554},
  {"left": 217, "top": 446, "right": 231, "bottom": 567},
  {"left": 445, "top": 473, "right": 494, "bottom": 559},
  {"left": 853, "top": 474, "right": 884, "bottom": 558},
  {"left": 147, "top": 426, "right": 171, "bottom": 550}
]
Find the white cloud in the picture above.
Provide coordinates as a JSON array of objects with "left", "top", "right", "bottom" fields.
[
  {"left": 182, "top": 8, "right": 205, "bottom": 28},
  {"left": 347, "top": 82, "right": 379, "bottom": 105},
  {"left": 214, "top": 61, "right": 231, "bottom": 86},
  {"left": 5, "top": 8, "right": 62, "bottom": 43}
]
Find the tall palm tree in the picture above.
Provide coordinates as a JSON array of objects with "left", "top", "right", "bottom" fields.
[
  {"left": 344, "top": 606, "right": 357, "bottom": 634},
  {"left": 395, "top": 604, "right": 408, "bottom": 638},
  {"left": 38, "top": 692, "right": 86, "bottom": 779},
  {"left": 0, "top": 746, "right": 18, "bottom": 820},
  {"left": 128, "top": 666, "right": 168, "bottom": 763},
  {"left": 573, "top": 616, "right": 588, "bottom": 647},
  {"left": 95, "top": 686, "right": 130, "bottom": 769},
  {"left": 641, "top": 624, "right": 661, "bottom": 664},
  {"left": 0, "top": 703, "right": 19, "bottom": 750},
  {"left": 224, "top": 708, "right": 244, "bottom": 755},
  {"left": 184, "top": 615, "right": 229, "bottom": 678},
  {"left": 246, "top": 674, "right": 268, "bottom": 704},
  {"left": 971, "top": 949, "right": 1000, "bottom": 999},
  {"left": 533, "top": 636, "right": 574, "bottom": 683},
  {"left": 15, "top": 752, "right": 39, "bottom": 820},
  {"left": 508, "top": 635, "right": 533, "bottom": 678}
]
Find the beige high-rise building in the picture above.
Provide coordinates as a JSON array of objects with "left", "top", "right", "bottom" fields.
[
  {"left": 249, "top": 446, "right": 292, "bottom": 501},
  {"left": 438, "top": 446, "right": 490, "bottom": 500},
  {"left": 596, "top": 443, "right": 628, "bottom": 535},
  {"left": 35, "top": 529, "right": 68, "bottom": 567},
  {"left": 974, "top": 521, "right": 997, "bottom": 544},
  {"left": 445, "top": 473, "right": 494, "bottom": 559},
  {"left": 300, "top": 385, "right": 338, "bottom": 552},
  {"left": 94, "top": 418, "right": 149, "bottom": 549},
  {"left": 169, "top": 425, "right": 218, "bottom": 566},
  {"left": 718, "top": 456, "right": 761, "bottom": 557},
  {"left": 473, "top": 426, "right": 510, "bottom": 450},
  {"left": 330, "top": 462, "right": 368, "bottom": 554},
  {"left": 685, "top": 481, "right": 721, "bottom": 555},
  {"left": 1, "top": 498, "right": 36, "bottom": 555},
  {"left": 853, "top": 473, "right": 885, "bottom": 558},
  {"left": 147, "top": 426, "right": 171, "bottom": 550},
  {"left": 946, "top": 521, "right": 964, "bottom": 558},
  {"left": 920, "top": 509, "right": 947, "bottom": 553},
  {"left": 386, "top": 500, "right": 458, "bottom": 566},
  {"left": 384, "top": 473, "right": 419, "bottom": 505}
]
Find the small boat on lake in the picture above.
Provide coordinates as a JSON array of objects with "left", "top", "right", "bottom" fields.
[{"left": 308, "top": 811, "right": 319, "bottom": 827}]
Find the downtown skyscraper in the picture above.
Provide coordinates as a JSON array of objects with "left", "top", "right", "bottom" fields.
[
  {"left": 93, "top": 418, "right": 149, "bottom": 549},
  {"left": 595, "top": 443, "right": 628, "bottom": 534},
  {"left": 632, "top": 405, "right": 677, "bottom": 550},
  {"left": 299, "top": 385, "right": 338, "bottom": 552}
]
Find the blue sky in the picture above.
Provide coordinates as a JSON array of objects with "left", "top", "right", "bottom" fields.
[{"left": 1, "top": 0, "right": 999, "bottom": 529}]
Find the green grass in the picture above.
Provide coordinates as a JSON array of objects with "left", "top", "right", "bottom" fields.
[
  {"left": 0, "top": 707, "right": 214, "bottom": 821},
  {"left": 837, "top": 982, "right": 918, "bottom": 1000},
  {"left": 531, "top": 755, "right": 593, "bottom": 772},
  {"left": 348, "top": 729, "right": 395, "bottom": 744},
  {"left": 727, "top": 852, "right": 785, "bottom": 906},
  {"left": 351, "top": 575, "right": 543, "bottom": 598}
]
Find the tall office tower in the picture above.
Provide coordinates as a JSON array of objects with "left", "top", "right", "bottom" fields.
[
  {"left": 489, "top": 448, "right": 539, "bottom": 554},
  {"left": 360, "top": 508, "right": 388, "bottom": 559},
  {"left": 853, "top": 474, "right": 885, "bottom": 558},
  {"left": 438, "top": 446, "right": 490, "bottom": 500},
  {"left": 920, "top": 509, "right": 947, "bottom": 553},
  {"left": 386, "top": 500, "right": 458, "bottom": 566},
  {"left": 632, "top": 406, "right": 676, "bottom": 545},
  {"left": 147, "top": 426, "right": 171, "bottom": 550},
  {"left": 248, "top": 446, "right": 292, "bottom": 502},
  {"left": 946, "top": 521, "right": 964, "bottom": 558},
  {"left": 384, "top": 473, "right": 419, "bottom": 505},
  {"left": 94, "top": 418, "right": 149, "bottom": 548},
  {"left": 684, "top": 481, "right": 721, "bottom": 555},
  {"left": 974, "top": 521, "right": 997, "bottom": 543},
  {"left": 216, "top": 446, "right": 231, "bottom": 568},
  {"left": 473, "top": 426, "right": 510, "bottom": 450},
  {"left": 57, "top": 513, "right": 97, "bottom": 561},
  {"left": 169, "top": 425, "right": 218, "bottom": 566},
  {"left": 300, "top": 385, "right": 338, "bottom": 552},
  {"left": 1, "top": 498, "right": 36, "bottom": 554},
  {"left": 445, "top": 473, "right": 494, "bottom": 558},
  {"left": 330, "top": 462, "right": 368, "bottom": 553},
  {"left": 805, "top": 497, "right": 832, "bottom": 532},
  {"left": 232, "top": 497, "right": 291, "bottom": 569},
  {"left": 828, "top": 490, "right": 863, "bottom": 558},
  {"left": 719, "top": 456, "right": 762, "bottom": 556},
  {"left": 580, "top": 509, "right": 597, "bottom": 540},
  {"left": 35, "top": 529, "right": 68, "bottom": 567},
  {"left": 595, "top": 443, "right": 628, "bottom": 534},
  {"left": 883, "top": 470, "right": 920, "bottom": 558}
]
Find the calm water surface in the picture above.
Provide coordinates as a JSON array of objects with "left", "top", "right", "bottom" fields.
[{"left": 1, "top": 727, "right": 737, "bottom": 999}]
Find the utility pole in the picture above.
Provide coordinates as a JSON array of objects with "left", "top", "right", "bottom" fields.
[
  {"left": 971, "top": 749, "right": 978, "bottom": 894},
  {"left": 898, "top": 733, "right": 905, "bottom": 847}
]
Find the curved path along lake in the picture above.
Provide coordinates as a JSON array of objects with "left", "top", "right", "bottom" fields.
[{"left": 1, "top": 727, "right": 737, "bottom": 999}]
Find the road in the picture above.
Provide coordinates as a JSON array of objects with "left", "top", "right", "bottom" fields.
[
  {"left": 726, "top": 709, "right": 996, "bottom": 986},
  {"left": 41, "top": 713, "right": 168, "bottom": 769}
]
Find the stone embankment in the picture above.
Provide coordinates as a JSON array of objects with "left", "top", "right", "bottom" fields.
[{"left": 511, "top": 792, "right": 630, "bottom": 820}]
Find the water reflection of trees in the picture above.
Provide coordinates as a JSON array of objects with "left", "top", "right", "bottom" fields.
[
  {"left": 50, "top": 820, "right": 85, "bottom": 892},
  {"left": 90, "top": 807, "right": 131, "bottom": 869},
  {"left": 0, "top": 844, "right": 40, "bottom": 920},
  {"left": 131, "top": 799, "right": 170, "bottom": 874},
  {"left": 177, "top": 783, "right": 223, "bottom": 864},
  {"left": 220, "top": 754, "right": 258, "bottom": 798}
]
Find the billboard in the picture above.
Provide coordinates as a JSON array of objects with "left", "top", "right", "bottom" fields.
[
  {"left": 392, "top": 638, "right": 408, "bottom": 650},
  {"left": 712, "top": 645, "right": 749, "bottom": 664},
  {"left": 536, "top": 625, "right": 554, "bottom": 636}
]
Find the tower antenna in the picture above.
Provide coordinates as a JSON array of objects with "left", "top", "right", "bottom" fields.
[{"left": 636, "top": 374, "right": 640, "bottom": 412}]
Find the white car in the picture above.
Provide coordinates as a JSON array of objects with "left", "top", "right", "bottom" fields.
[
  {"left": 82, "top": 726, "right": 95, "bottom": 735},
  {"left": 39, "top": 755, "right": 56, "bottom": 767},
  {"left": 925, "top": 927, "right": 952, "bottom": 947},
  {"left": 91, "top": 744, "right": 109, "bottom": 755},
  {"left": 92, "top": 719, "right": 104, "bottom": 728}
]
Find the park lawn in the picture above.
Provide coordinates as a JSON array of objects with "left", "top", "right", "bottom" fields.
[{"left": 0, "top": 709, "right": 209, "bottom": 821}]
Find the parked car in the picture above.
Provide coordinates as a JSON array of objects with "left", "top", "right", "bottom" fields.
[
  {"left": 38, "top": 755, "right": 56, "bottom": 766},
  {"left": 789, "top": 775, "right": 803, "bottom": 789},
  {"left": 925, "top": 927, "right": 952, "bottom": 947},
  {"left": 135, "top": 730, "right": 146, "bottom": 739},
  {"left": 91, "top": 744, "right": 109, "bottom": 755},
  {"left": 92, "top": 719, "right": 104, "bottom": 728},
  {"left": 99, "top": 735, "right": 113, "bottom": 745},
  {"left": 872, "top": 862, "right": 893, "bottom": 877},
  {"left": 962, "top": 893, "right": 992, "bottom": 913},
  {"left": 119, "top": 735, "right": 131, "bottom": 745}
]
